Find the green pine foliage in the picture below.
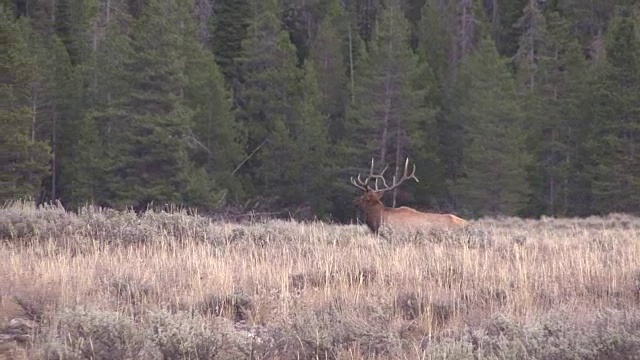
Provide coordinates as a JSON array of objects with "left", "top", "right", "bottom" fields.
[
  {"left": 290, "top": 61, "right": 332, "bottom": 214},
  {"left": 182, "top": 0, "right": 245, "bottom": 198},
  {"left": 235, "top": 8, "right": 302, "bottom": 201},
  {"left": 106, "top": 0, "right": 222, "bottom": 210},
  {"left": 587, "top": 8, "right": 640, "bottom": 214},
  {"left": 452, "top": 36, "right": 531, "bottom": 216},
  {"left": 308, "top": 0, "right": 349, "bottom": 140},
  {"left": 493, "top": 0, "right": 528, "bottom": 56},
  {"left": 211, "top": 0, "right": 251, "bottom": 83},
  {"left": 344, "top": 3, "right": 434, "bottom": 207},
  {"left": 77, "top": 16, "right": 134, "bottom": 208},
  {"left": 54, "top": 0, "right": 97, "bottom": 66},
  {"left": 416, "top": 0, "right": 459, "bottom": 208},
  {"left": 521, "top": 11, "right": 592, "bottom": 217},
  {"left": 0, "top": 8, "right": 50, "bottom": 201},
  {"left": 512, "top": 0, "right": 546, "bottom": 92},
  {"left": 417, "top": 0, "right": 450, "bottom": 87}
]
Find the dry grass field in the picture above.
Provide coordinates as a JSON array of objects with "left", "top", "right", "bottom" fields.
[{"left": 1, "top": 201, "right": 640, "bottom": 359}]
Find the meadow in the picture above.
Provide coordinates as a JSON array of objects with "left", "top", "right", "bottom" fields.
[{"left": 1, "top": 201, "right": 640, "bottom": 359}]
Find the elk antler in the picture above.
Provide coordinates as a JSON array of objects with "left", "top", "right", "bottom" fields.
[
  {"left": 350, "top": 158, "right": 379, "bottom": 191},
  {"left": 350, "top": 158, "right": 418, "bottom": 192},
  {"left": 384, "top": 157, "right": 419, "bottom": 192}
]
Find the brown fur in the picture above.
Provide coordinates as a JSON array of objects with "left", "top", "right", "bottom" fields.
[{"left": 354, "top": 191, "right": 468, "bottom": 235}]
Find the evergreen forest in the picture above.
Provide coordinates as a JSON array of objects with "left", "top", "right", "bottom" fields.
[{"left": 2, "top": 0, "right": 640, "bottom": 221}]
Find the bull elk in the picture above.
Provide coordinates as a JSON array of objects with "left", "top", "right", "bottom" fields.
[{"left": 350, "top": 158, "right": 468, "bottom": 236}]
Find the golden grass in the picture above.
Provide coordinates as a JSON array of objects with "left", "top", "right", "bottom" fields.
[{"left": 1, "top": 201, "right": 640, "bottom": 359}]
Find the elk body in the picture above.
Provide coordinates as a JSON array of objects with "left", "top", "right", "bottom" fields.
[{"left": 351, "top": 158, "right": 468, "bottom": 236}]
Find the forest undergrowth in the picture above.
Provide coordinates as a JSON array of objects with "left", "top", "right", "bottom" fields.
[{"left": 1, "top": 201, "right": 640, "bottom": 359}]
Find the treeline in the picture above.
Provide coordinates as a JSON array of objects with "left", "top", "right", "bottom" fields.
[{"left": 2, "top": 0, "right": 640, "bottom": 221}]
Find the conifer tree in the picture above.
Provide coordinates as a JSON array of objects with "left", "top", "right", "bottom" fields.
[
  {"left": 212, "top": 0, "right": 251, "bottom": 85},
  {"left": 415, "top": 0, "right": 461, "bottom": 209},
  {"left": 54, "top": 0, "right": 97, "bottom": 66},
  {"left": 512, "top": 0, "right": 545, "bottom": 92},
  {"left": 107, "top": 0, "right": 218, "bottom": 210},
  {"left": 25, "top": 24, "right": 81, "bottom": 204},
  {"left": 236, "top": 3, "right": 303, "bottom": 206},
  {"left": 586, "top": 8, "right": 640, "bottom": 213},
  {"left": 183, "top": 0, "right": 245, "bottom": 198},
  {"left": 289, "top": 61, "right": 332, "bottom": 214},
  {"left": 78, "top": 15, "right": 133, "bottom": 207},
  {"left": 492, "top": 0, "right": 528, "bottom": 56},
  {"left": 519, "top": 11, "right": 591, "bottom": 216},
  {"left": 417, "top": 0, "right": 451, "bottom": 88},
  {"left": 0, "top": 8, "right": 51, "bottom": 201},
  {"left": 308, "top": 0, "right": 348, "bottom": 140},
  {"left": 346, "top": 3, "right": 434, "bottom": 207},
  {"left": 452, "top": 36, "right": 530, "bottom": 216}
]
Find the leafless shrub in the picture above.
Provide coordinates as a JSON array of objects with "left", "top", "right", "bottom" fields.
[
  {"left": 195, "top": 292, "right": 254, "bottom": 322},
  {"left": 279, "top": 302, "right": 402, "bottom": 359},
  {"left": 42, "top": 308, "right": 144, "bottom": 360},
  {"left": 107, "top": 276, "right": 157, "bottom": 307},
  {"left": 146, "top": 310, "right": 242, "bottom": 359},
  {"left": 289, "top": 271, "right": 327, "bottom": 291},
  {"left": 395, "top": 291, "right": 426, "bottom": 321},
  {"left": 412, "top": 226, "right": 494, "bottom": 249},
  {"left": 13, "top": 295, "right": 52, "bottom": 323},
  {"left": 447, "top": 310, "right": 640, "bottom": 359}
]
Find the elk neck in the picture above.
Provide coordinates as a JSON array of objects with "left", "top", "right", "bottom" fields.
[{"left": 362, "top": 202, "right": 386, "bottom": 234}]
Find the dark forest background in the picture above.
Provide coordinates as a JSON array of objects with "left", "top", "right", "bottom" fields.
[{"left": 2, "top": 0, "right": 640, "bottom": 221}]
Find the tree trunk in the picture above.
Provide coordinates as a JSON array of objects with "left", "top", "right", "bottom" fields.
[
  {"left": 392, "top": 131, "right": 402, "bottom": 208},
  {"left": 528, "top": 0, "right": 535, "bottom": 91},
  {"left": 348, "top": 21, "right": 355, "bottom": 104},
  {"left": 51, "top": 111, "right": 57, "bottom": 200},
  {"left": 379, "top": 7, "right": 396, "bottom": 166},
  {"left": 31, "top": 92, "right": 37, "bottom": 142}
]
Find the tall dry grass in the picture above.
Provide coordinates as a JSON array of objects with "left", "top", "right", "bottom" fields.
[{"left": 1, "top": 200, "right": 640, "bottom": 359}]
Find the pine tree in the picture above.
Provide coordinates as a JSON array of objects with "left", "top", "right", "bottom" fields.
[
  {"left": 308, "top": 0, "right": 348, "bottom": 142},
  {"left": 24, "top": 25, "right": 81, "bottom": 204},
  {"left": 493, "top": 0, "right": 528, "bottom": 56},
  {"left": 586, "top": 8, "right": 640, "bottom": 214},
  {"left": 512, "top": 0, "right": 545, "bottom": 92},
  {"left": 350, "top": 0, "right": 381, "bottom": 47},
  {"left": 0, "top": 8, "right": 51, "bottom": 201},
  {"left": 417, "top": 0, "right": 451, "bottom": 88},
  {"left": 50, "top": 0, "right": 110, "bottom": 208},
  {"left": 345, "top": 3, "right": 434, "bottom": 208},
  {"left": 236, "top": 3, "right": 303, "bottom": 206},
  {"left": 182, "top": 0, "right": 246, "bottom": 199},
  {"left": 289, "top": 61, "right": 332, "bottom": 214},
  {"left": 1, "top": 1, "right": 16, "bottom": 15},
  {"left": 560, "top": 0, "right": 624, "bottom": 46},
  {"left": 54, "top": 0, "right": 97, "bottom": 66},
  {"left": 416, "top": 0, "right": 461, "bottom": 209},
  {"left": 402, "top": 0, "right": 427, "bottom": 51},
  {"left": 76, "top": 13, "right": 133, "bottom": 207},
  {"left": 452, "top": 36, "right": 530, "bottom": 216},
  {"left": 519, "top": 11, "right": 591, "bottom": 216},
  {"left": 19, "top": 0, "right": 56, "bottom": 35},
  {"left": 107, "top": 0, "right": 217, "bottom": 210},
  {"left": 211, "top": 0, "right": 251, "bottom": 85},
  {"left": 511, "top": 1, "right": 549, "bottom": 216}
]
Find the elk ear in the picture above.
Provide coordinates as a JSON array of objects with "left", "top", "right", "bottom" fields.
[{"left": 373, "top": 191, "right": 384, "bottom": 200}]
